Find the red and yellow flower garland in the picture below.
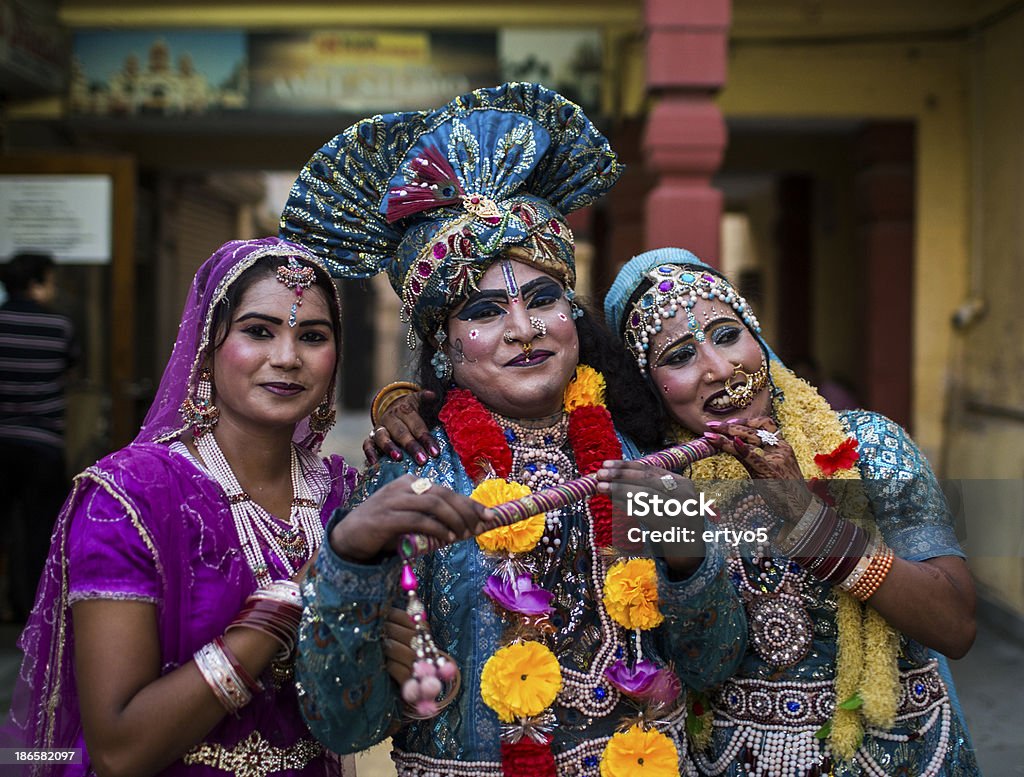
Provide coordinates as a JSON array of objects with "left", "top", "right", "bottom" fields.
[{"left": 439, "top": 365, "right": 679, "bottom": 777}]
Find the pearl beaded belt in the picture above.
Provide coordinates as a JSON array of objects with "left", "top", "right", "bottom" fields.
[
  {"left": 714, "top": 661, "right": 947, "bottom": 728},
  {"left": 696, "top": 662, "right": 953, "bottom": 777},
  {"left": 182, "top": 731, "right": 322, "bottom": 777}
]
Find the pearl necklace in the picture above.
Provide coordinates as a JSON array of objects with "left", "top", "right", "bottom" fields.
[
  {"left": 196, "top": 433, "right": 323, "bottom": 588},
  {"left": 495, "top": 411, "right": 572, "bottom": 551},
  {"left": 489, "top": 410, "right": 623, "bottom": 718}
]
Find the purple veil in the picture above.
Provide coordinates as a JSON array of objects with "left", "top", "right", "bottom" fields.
[
  {"left": 137, "top": 236, "right": 342, "bottom": 449},
  {"left": 2, "top": 237, "right": 343, "bottom": 774}
]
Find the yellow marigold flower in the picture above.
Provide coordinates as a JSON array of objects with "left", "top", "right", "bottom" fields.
[
  {"left": 600, "top": 724, "right": 678, "bottom": 777},
  {"left": 480, "top": 641, "right": 562, "bottom": 722},
  {"left": 472, "top": 479, "right": 546, "bottom": 553},
  {"left": 563, "top": 364, "right": 606, "bottom": 411},
  {"left": 603, "top": 558, "right": 665, "bottom": 631}
]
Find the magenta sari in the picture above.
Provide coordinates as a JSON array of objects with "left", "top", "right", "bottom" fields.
[{"left": 2, "top": 238, "right": 358, "bottom": 776}]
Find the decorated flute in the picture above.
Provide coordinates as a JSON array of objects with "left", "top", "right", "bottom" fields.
[{"left": 398, "top": 437, "right": 716, "bottom": 560}]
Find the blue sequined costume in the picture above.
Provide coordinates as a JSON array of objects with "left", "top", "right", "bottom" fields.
[
  {"left": 603, "top": 247, "right": 981, "bottom": 777},
  {"left": 691, "top": 412, "right": 979, "bottom": 777},
  {"left": 296, "top": 428, "right": 748, "bottom": 776}
]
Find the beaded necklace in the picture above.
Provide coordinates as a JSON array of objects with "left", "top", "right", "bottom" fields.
[
  {"left": 440, "top": 366, "right": 680, "bottom": 777},
  {"left": 496, "top": 411, "right": 571, "bottom": 552},
  {"left": 196, "top": 433, "right": 323, "bottom": 587}
]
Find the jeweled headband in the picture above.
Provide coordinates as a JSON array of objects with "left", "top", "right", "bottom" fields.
[{"left": 622, "top": 264, "right": 761, "bottom": 372}]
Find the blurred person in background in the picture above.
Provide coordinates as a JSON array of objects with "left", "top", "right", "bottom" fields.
[{"left": 0, "top": 252, "right": 79, "bottom": 622}]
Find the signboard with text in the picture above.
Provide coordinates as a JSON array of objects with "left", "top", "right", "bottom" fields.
[
  {"left": 0, "top": 174, "right": 112, "bottom": 262},
  {"left": 248, "top": 30, "right": 497, "bottom": 114}
]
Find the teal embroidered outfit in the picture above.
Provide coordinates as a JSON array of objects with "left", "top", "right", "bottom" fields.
[
  {"left": 604, "top": 248, "right": 980, "bottom": 777},
  {"left": 298, "top": 429, "right": 747, "bottom": 773},
  {"left": 282, "top": 85, "right": 749, "bottom": 776}
]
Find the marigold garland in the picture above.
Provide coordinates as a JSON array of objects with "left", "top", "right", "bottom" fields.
[
  {"left": 673, "top": 366, "right": 899, "bottom": 759},
  {"left": 600, "top": 724, "right": 678, "bottom": 777},
  {"left": 471, "top": 479, "right": 546, "bottom": 553},
  {"left": 480, "top": 641, "right": 562, "bottom": 722},
  {"left": 568, "top": 404, "right": 621, "bottom": 548},
  {"left": 439, "top": 365, "right": 656, "bottom": 777},
  {"left": 440, "top": 387, "right": 512, "bottom": 481},
  {"left": 603, "top": 558, "right": 665, "bottom": 631}
]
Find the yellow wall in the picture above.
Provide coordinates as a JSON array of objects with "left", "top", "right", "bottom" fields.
[
  {"left": 942, "top": 8, "right": 1024, "bottom": 614},
  {"left": 718, "top": 40, "right": 971, "bottom": 466}
]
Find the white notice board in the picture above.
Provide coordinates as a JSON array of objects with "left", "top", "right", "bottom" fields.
[{"left": 0, "top": 174, "right": 113, "bottom": 263}]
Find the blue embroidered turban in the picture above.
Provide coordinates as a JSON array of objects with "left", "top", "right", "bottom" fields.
[{"left": 279, "top": 82, "right": 622, "bottom": 343}]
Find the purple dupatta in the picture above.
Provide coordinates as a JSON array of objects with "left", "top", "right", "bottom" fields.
[{"left": 2, "top": 238, "right": 355, "bottom": 776}]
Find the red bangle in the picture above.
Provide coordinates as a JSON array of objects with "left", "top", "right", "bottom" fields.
[{"left": 215, "top": 636, "right": 264, "bottom": 694}]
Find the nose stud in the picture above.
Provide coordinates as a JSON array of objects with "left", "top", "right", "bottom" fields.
[
  {"left": 530, "top": 317, "right": 547, "bottom": 338},
  {"left": 503, "top": 330, "right": 516, "bottom": 344}
]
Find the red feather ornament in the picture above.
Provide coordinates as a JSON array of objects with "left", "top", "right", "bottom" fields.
[{"left": 385, "top": 145, "right": 465, "bottom": 223}]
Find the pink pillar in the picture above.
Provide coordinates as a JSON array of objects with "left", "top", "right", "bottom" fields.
[{"left": 643, "top": 0, "right": 731, "bottom": 265}]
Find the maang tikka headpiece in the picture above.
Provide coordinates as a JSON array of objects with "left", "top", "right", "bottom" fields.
[
  {"left": 276, "top": 258, "right": 317, "bottom": 327},
  {"left": 622, "top": 264, "right": 761, "bottom": 373}
]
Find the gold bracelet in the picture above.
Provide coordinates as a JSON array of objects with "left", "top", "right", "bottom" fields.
[{"left": 370, "top": 381, "right": 422, "bottom": 426}]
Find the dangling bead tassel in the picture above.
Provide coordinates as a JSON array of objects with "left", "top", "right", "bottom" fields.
[{"left": 397, "top": 544, "right": 458, "bottom": 718}]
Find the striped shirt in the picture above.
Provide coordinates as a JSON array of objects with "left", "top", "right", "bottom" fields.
[{"left": 0, "top": 299, "right": 78, "bottom": 450}]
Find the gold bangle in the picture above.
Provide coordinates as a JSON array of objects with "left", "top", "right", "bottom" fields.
[
  {"left": 775, "top": 495, "right": 825, "bottom": 554},
  {"left": 370, "top": 381, "right": 421, "bottom": 426}
]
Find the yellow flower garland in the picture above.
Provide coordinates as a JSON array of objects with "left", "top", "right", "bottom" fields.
[
  {"left": 600, "top": 724, "right": 679, "bottom": 777},
  {"left": 476, "top": 364, "right": 676, "bottom": 769},
  {"left": 472, "top": 479, "right": 547, "bottom": 553},
  {"left": 480, "top": 641, "right": 562, "bottom": 722},
  {"left": 676, "top": 366, "right": 899, "bottom": 758}
]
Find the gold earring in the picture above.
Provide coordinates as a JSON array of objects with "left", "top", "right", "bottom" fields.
[
  {"left": 181, "top": 367, "right": 219, "bottom": 437},
  {"left": 309, "top": 398, "right": 336, "bottom": 435}
]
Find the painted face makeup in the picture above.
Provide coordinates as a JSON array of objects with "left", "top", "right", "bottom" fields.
[
  {"left": 648, "top": 296, "right": 771, "bottom": 434},
  {"left": 445, "top": 260, "right": 579, "bottom": 419}
]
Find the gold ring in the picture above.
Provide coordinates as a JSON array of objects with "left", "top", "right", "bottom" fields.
[{"left": 411, "top": 477, "right": 433, "bottom": 495}]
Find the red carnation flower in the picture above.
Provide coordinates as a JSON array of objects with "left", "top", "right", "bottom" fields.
[
  {"left": 500, "top": 735, "right": 557, "bottom": 777},
  {"left": 814, "top": 438, "right": 859, "bottom": 476},
  {"left": 440, "top": 389, "right": 511, "bottom": 481}
]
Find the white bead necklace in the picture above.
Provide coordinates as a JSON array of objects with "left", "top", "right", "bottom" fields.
[
  {"left": 492, "top": 410, "right": 624, "bottom": 718},
  {"left": 196, "top": 433, "right": 323, "bottom": 588}
]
